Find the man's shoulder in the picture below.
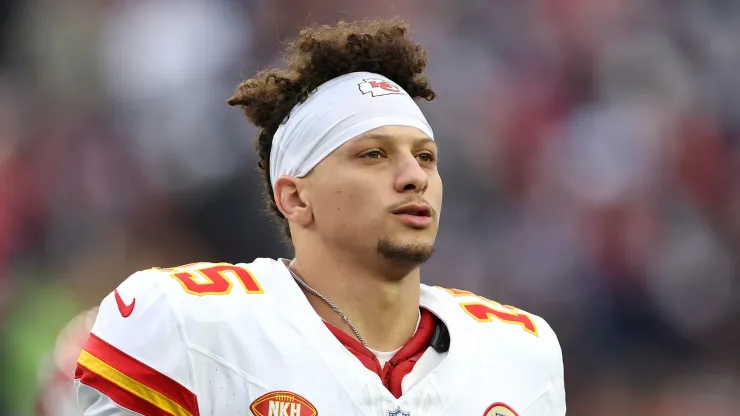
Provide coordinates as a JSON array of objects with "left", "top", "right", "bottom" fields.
[
  {"left": 422, "top": 287, "right": 566, "bottom": 416},
  {"left": 101, "top": 258, "right": 288, "bottom": 332},
  {"left": 94, "top": 257, "right": 290, "bottom": 352},
  {"left": 122, "top": 258, "right": 284, "bottom": 304},
  {"left": 422, "top": 285, "right": 561, "bottom": 356}
]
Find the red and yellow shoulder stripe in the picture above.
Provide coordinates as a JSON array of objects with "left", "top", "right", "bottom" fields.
[{"left": 75, "top": 333, "right": 199, "bottom": 416}]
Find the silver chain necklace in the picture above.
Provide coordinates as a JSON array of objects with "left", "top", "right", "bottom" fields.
[{"left": 287, "top": 266, "right": 369, "bottom": 348}]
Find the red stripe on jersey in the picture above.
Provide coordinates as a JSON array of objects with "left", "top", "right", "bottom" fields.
[
  {"left": 76, "top": 362, "right": 175, "bottom": 416},
  {"left": 81, "top": 333, "right": 199, "bottom": 416}
]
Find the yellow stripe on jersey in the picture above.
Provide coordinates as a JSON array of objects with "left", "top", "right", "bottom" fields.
[{"left": 78, "top": 350, "right": 195, "bottom": 416}]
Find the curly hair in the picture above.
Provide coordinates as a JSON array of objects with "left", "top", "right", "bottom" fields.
[{"left": 228, "top": 18, "right": 436, "bottom": 240}]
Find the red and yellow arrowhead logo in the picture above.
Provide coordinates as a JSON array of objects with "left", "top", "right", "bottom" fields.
[{"left": 250, "top": 391, "right": 318, "bottom": 416}]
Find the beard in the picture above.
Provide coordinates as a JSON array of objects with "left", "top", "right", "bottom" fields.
[{"left": 376, "top": 237, "right": 435, "bottom": 266}]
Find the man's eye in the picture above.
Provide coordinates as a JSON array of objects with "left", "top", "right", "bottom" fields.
[
  {"left": 364, "top": 150, "right": 383, "bottom": 159},
  {"left": 417, "top": 152, "right": 436, "bottom": 163}
]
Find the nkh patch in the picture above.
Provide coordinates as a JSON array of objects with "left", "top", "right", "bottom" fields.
[{"left": 250, "top": 391, "right": 318, "bottom": 416}]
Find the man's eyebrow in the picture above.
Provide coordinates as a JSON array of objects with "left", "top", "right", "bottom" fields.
[{"left": 360, "top": 133, "right": 435, "bottom": 146}]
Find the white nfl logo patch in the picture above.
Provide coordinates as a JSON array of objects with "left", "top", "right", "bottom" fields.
[
  {"left": 358, "top": 78, "right": 404, "bottom": 97},
  {"left": 388, "top": 407, "right": 411, "bottom": 416}
]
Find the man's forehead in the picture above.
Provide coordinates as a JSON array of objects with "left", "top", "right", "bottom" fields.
[{"left": 351, "top": 131, "right": 435, "bottom": 146}]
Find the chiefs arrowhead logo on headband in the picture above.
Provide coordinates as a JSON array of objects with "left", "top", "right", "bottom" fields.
[{"left": 358, "top": 78, "right": 404, "bottom": 97}]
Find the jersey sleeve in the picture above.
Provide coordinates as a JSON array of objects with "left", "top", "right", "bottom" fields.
[
  {"left": 522, "top": 316, "right": 566, "bottom": 416},
  {"left": 547, "top": 322, "right": 566, "bottom": 416},
  {"left": 74, "top": 270, "right": 200, "bottom": 416}
]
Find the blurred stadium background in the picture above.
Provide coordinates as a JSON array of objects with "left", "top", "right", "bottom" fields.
[{"left": 2, "top": 0, "right": 740, "bottom": 415}]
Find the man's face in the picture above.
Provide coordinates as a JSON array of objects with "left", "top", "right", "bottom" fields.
[{"left": 304, "top": 125, "right": 442, "bottom": 266}]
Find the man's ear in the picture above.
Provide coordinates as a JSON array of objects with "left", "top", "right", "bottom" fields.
[{"left": 274, "top": 176, "right": 313, "bottom": 226}]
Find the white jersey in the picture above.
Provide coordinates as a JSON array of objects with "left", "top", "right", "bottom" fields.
[{"left": 75, "top": 258, "right": 565, "bottom": 416}]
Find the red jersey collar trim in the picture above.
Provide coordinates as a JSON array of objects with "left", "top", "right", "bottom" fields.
[
  {"left": 324, "top": 308, "right": 438, "bottom": 399},
  {"left": 323, "top": 308, "right": 436, "bottom": 366}
]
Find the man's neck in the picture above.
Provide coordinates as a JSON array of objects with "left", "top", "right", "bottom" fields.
[{"left": 287, "top": 252, "right": 421, "bottom": 352}]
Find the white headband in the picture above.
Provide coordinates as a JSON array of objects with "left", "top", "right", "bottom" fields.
[{"left": 269, "top": 71, "right": 434, "bottom": 188}]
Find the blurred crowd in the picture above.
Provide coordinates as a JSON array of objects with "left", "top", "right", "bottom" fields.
[{"left": 2, "top": 0, "right": 740, "bottom": 415}]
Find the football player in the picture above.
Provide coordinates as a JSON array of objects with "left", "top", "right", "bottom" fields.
[{"left": 76, "top": 19, "right": 566, "bottom": 415}]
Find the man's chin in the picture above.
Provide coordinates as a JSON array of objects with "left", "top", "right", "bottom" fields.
[{"left": 376, "top": 238, "right": 435, "bottom": 266}]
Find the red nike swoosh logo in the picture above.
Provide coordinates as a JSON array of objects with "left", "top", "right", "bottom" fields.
[{"left": 114, "top": 289, "right": 135, "bottom": 317}]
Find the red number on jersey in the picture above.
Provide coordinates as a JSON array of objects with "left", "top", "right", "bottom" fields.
[
  {"left": 439, "top": 287, "right": 538, "bottom": 336},
  {"left": 161, "top": 263, "right": 263, "bottom": 296}
]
